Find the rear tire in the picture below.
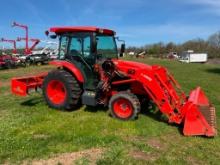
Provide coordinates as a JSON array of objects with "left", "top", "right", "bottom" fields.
[
  {"left": 109, "top": 92, "right": 140, "bottom": 120},
  {"left": 36, "top": 61, "right": 42, "bottom": 66},
  {"left": 5, "top": 61, "right": 12, "bottom": 69},
  {"left": 43, "top": 70, "right": 82, "bottom": 110}
]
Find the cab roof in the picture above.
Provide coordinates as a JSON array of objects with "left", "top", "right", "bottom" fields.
[{"left": 50, "top": 26, "right": 115, "bottom": 35}]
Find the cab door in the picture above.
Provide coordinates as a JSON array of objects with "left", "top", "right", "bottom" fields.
[{"left": 66, "top": 33, "right": 97, "bottom": 90}]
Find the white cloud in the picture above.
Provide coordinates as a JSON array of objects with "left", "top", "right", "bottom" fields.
[{"left": 184, "top": 0, "right": 220, "bottom": 16}]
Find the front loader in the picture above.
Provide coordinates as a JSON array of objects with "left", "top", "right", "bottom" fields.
[{"left": 11, "top": 26, "right": 217, "bottom": 137}]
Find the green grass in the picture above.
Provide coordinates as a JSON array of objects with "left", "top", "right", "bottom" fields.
[{"left": 0, "top": 59, "right": 220, "bottom": 164}]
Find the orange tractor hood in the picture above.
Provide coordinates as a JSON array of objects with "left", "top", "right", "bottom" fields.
[{"left": 113, "top": 59, "right": 153, "bottom": 72}]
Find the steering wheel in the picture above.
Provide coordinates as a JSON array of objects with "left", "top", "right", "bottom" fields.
[{"left": 68, "top": 54, "right": 92, "bottom": 71}]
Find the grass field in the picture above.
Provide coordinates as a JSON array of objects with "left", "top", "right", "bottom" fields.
[{"left": 0, "top": 58, "right": 220, "bottom": 165}]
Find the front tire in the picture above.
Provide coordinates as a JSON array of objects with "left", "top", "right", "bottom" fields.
[
  {"left": 42, "top": 70, "right": 82, "bottom": 110},
  {"left": 109, "top": 92, "right": 140, "bottom": 120}
]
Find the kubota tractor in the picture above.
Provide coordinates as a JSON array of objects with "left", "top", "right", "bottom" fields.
[{"left": 11, "top": 26, "right": 217, "bottom": 137}]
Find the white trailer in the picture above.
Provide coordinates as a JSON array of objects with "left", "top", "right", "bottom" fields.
[{"left": 179, "top": 50, "right": 208, "bottom": 63}]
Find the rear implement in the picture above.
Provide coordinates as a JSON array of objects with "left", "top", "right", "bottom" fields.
[{"left": 11, "top": 73, "right": 47, "bottom": 96}]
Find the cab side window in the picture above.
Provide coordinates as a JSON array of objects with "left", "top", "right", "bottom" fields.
[
  {"left": 59, "top": 36, "right": 68, "bottom": 59},
  {"left": 69, "top": 35, "right": 94, "bottom": 65},
  {"left": 69, "top": 38, "right": 82, "bottom": 56}
]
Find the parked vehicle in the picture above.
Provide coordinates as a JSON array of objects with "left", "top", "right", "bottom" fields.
[
  {"left": 49, "top": 52, "right": 58, "bottom": 60},
  {"left": 179, "top": 50, "right": 208, "bottom": 63},
  {"left": 25, "top": 54, "right": 50, "bottom": 66},
  {"left": 0, "top": 55, "right": 19, "bottom": 69},
  {"left": 168, "top": 52, "right": 178, "bottom": 59},
  {"left": 13, "top": 54, "right": 28, "bottom": 67}
]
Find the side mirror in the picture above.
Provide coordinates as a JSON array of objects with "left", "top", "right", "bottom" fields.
[
  {"left": 50, "top": 35, "right": 57, "bottom": 39},
  {"left": 45, "top": 31, "right": 57, "bottom": 39},
  {"left": 45, "top": 30, "right": 49, "bottom": 36},
  {"left": 120, "top": 43, "right": 125, "bottom": 57}
]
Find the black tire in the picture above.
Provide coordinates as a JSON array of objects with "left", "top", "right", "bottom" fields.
[
  {"left": 109, "top": 92, "right": 140, "bottom": 120},
  {"left": 5, "top": 61, "right": 12, "bottom": 69},
  {"left": 36, "top": 61, "right": 42, "bottom": 66},
  {"left": 42, "top": 69, "right": 82, "bottom": 110},
  {"left": 25, "top": 61, "right": 31, "bottom": 67}
]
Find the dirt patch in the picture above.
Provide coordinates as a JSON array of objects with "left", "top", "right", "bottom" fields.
[
  {"left": 22, "top": 148, "right": 104, "bottom": 165},
  {"left": 0, "top": 81, "right": 10, "bottom": 87},
  {"left": 123, "top": 136, "right": 146, "bottom": 142},
  {"left": 187, "top": 156, "right": 202, "bottom": 165},
  {"left": 124, "top": 136, "right": 167, "bottom": 151},
  {"left": 129, "top": 150, "right": 158, "bottom": 161},
  {"left": 147, "top": 138, "right": 167, "bottom": 151},
  {"left": 32, "top": 134, "right": 50, "bottom": 140}
]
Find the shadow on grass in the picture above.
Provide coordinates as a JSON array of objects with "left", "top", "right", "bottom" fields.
[
  {"left": 21, "top": 97, "right": 43, "bottom": 107},
  {"left": 141, "top": 110, "right": 167, "bottom": 123},
  {"left": 206, "top": 68, "right": 220, "bottom": 74},
  {"left": 141, "top": 104, "right": 184, "bottom": 135},
  {"left": 84, "top": 105, "right": 108, "bottom": 113}
]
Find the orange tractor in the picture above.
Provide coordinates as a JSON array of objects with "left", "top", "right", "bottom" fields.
[{"left": 11, "top": 26, "right": 217, "bottom": 137}]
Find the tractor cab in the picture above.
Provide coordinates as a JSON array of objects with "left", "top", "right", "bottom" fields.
[{"left": 47, "top": 27, "right": 124, "bottom": 91}]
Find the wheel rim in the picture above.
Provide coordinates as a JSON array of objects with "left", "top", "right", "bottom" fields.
[
  {"left": 46, "top": 80, "right": 66, "bottom": 104},
  {"left": 113, "top": 98, "right": 133, "bottom": 119}
]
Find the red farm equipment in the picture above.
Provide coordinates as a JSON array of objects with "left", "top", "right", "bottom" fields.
[
  {"left": 17, "top": 37, "right": 40, "bottom": 54},
  {"left": 11, "top": 26, "right": 217, "bottom": 137},
  {"left": 12, "top": 22, "right": 31, "bottom": 55},
  {"left": 0, "top": 38, "right": 17, "bottom": 54},
  {"left": 0, "top": 38, "right": 19, "bottom": 68}
]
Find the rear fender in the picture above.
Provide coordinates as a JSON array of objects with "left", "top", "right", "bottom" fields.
[{"left": 50, "top": 60, "right": 84, "bottom": 83}]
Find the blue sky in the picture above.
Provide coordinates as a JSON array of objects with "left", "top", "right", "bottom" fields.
[{"left": 0, "top": 0, "right": 220, "bottom": 48}]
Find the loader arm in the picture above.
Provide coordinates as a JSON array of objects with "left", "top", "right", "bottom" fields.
[
  {"left": 130, "top": 65, "right": 186, "bottom": 124},
  {"left": 113, "top": 59, "right": 217, "bottom": 137}
]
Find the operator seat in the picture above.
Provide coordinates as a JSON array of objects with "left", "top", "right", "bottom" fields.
[{"left": 70, "top": 49, "right": 81, "bottom": 56}]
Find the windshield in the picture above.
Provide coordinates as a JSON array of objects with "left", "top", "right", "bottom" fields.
[{"left": 96, "top": 35, "right": 118, "bottom": 59}]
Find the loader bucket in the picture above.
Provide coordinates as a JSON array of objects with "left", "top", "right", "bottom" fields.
[{"left": 183, "top": 87, "right": 217, "bottom": 137}]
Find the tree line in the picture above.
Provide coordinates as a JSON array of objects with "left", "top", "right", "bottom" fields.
[
  {"left": 127, "top": 31, "right": 220, "bottom": 58},
  {"left": 1, "top": 31, "right": 220, "bottom": 58}
]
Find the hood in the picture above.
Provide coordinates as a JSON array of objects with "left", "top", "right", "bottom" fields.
[{"left": 112, "top": 59, "right": 153, "bottom": 73}]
